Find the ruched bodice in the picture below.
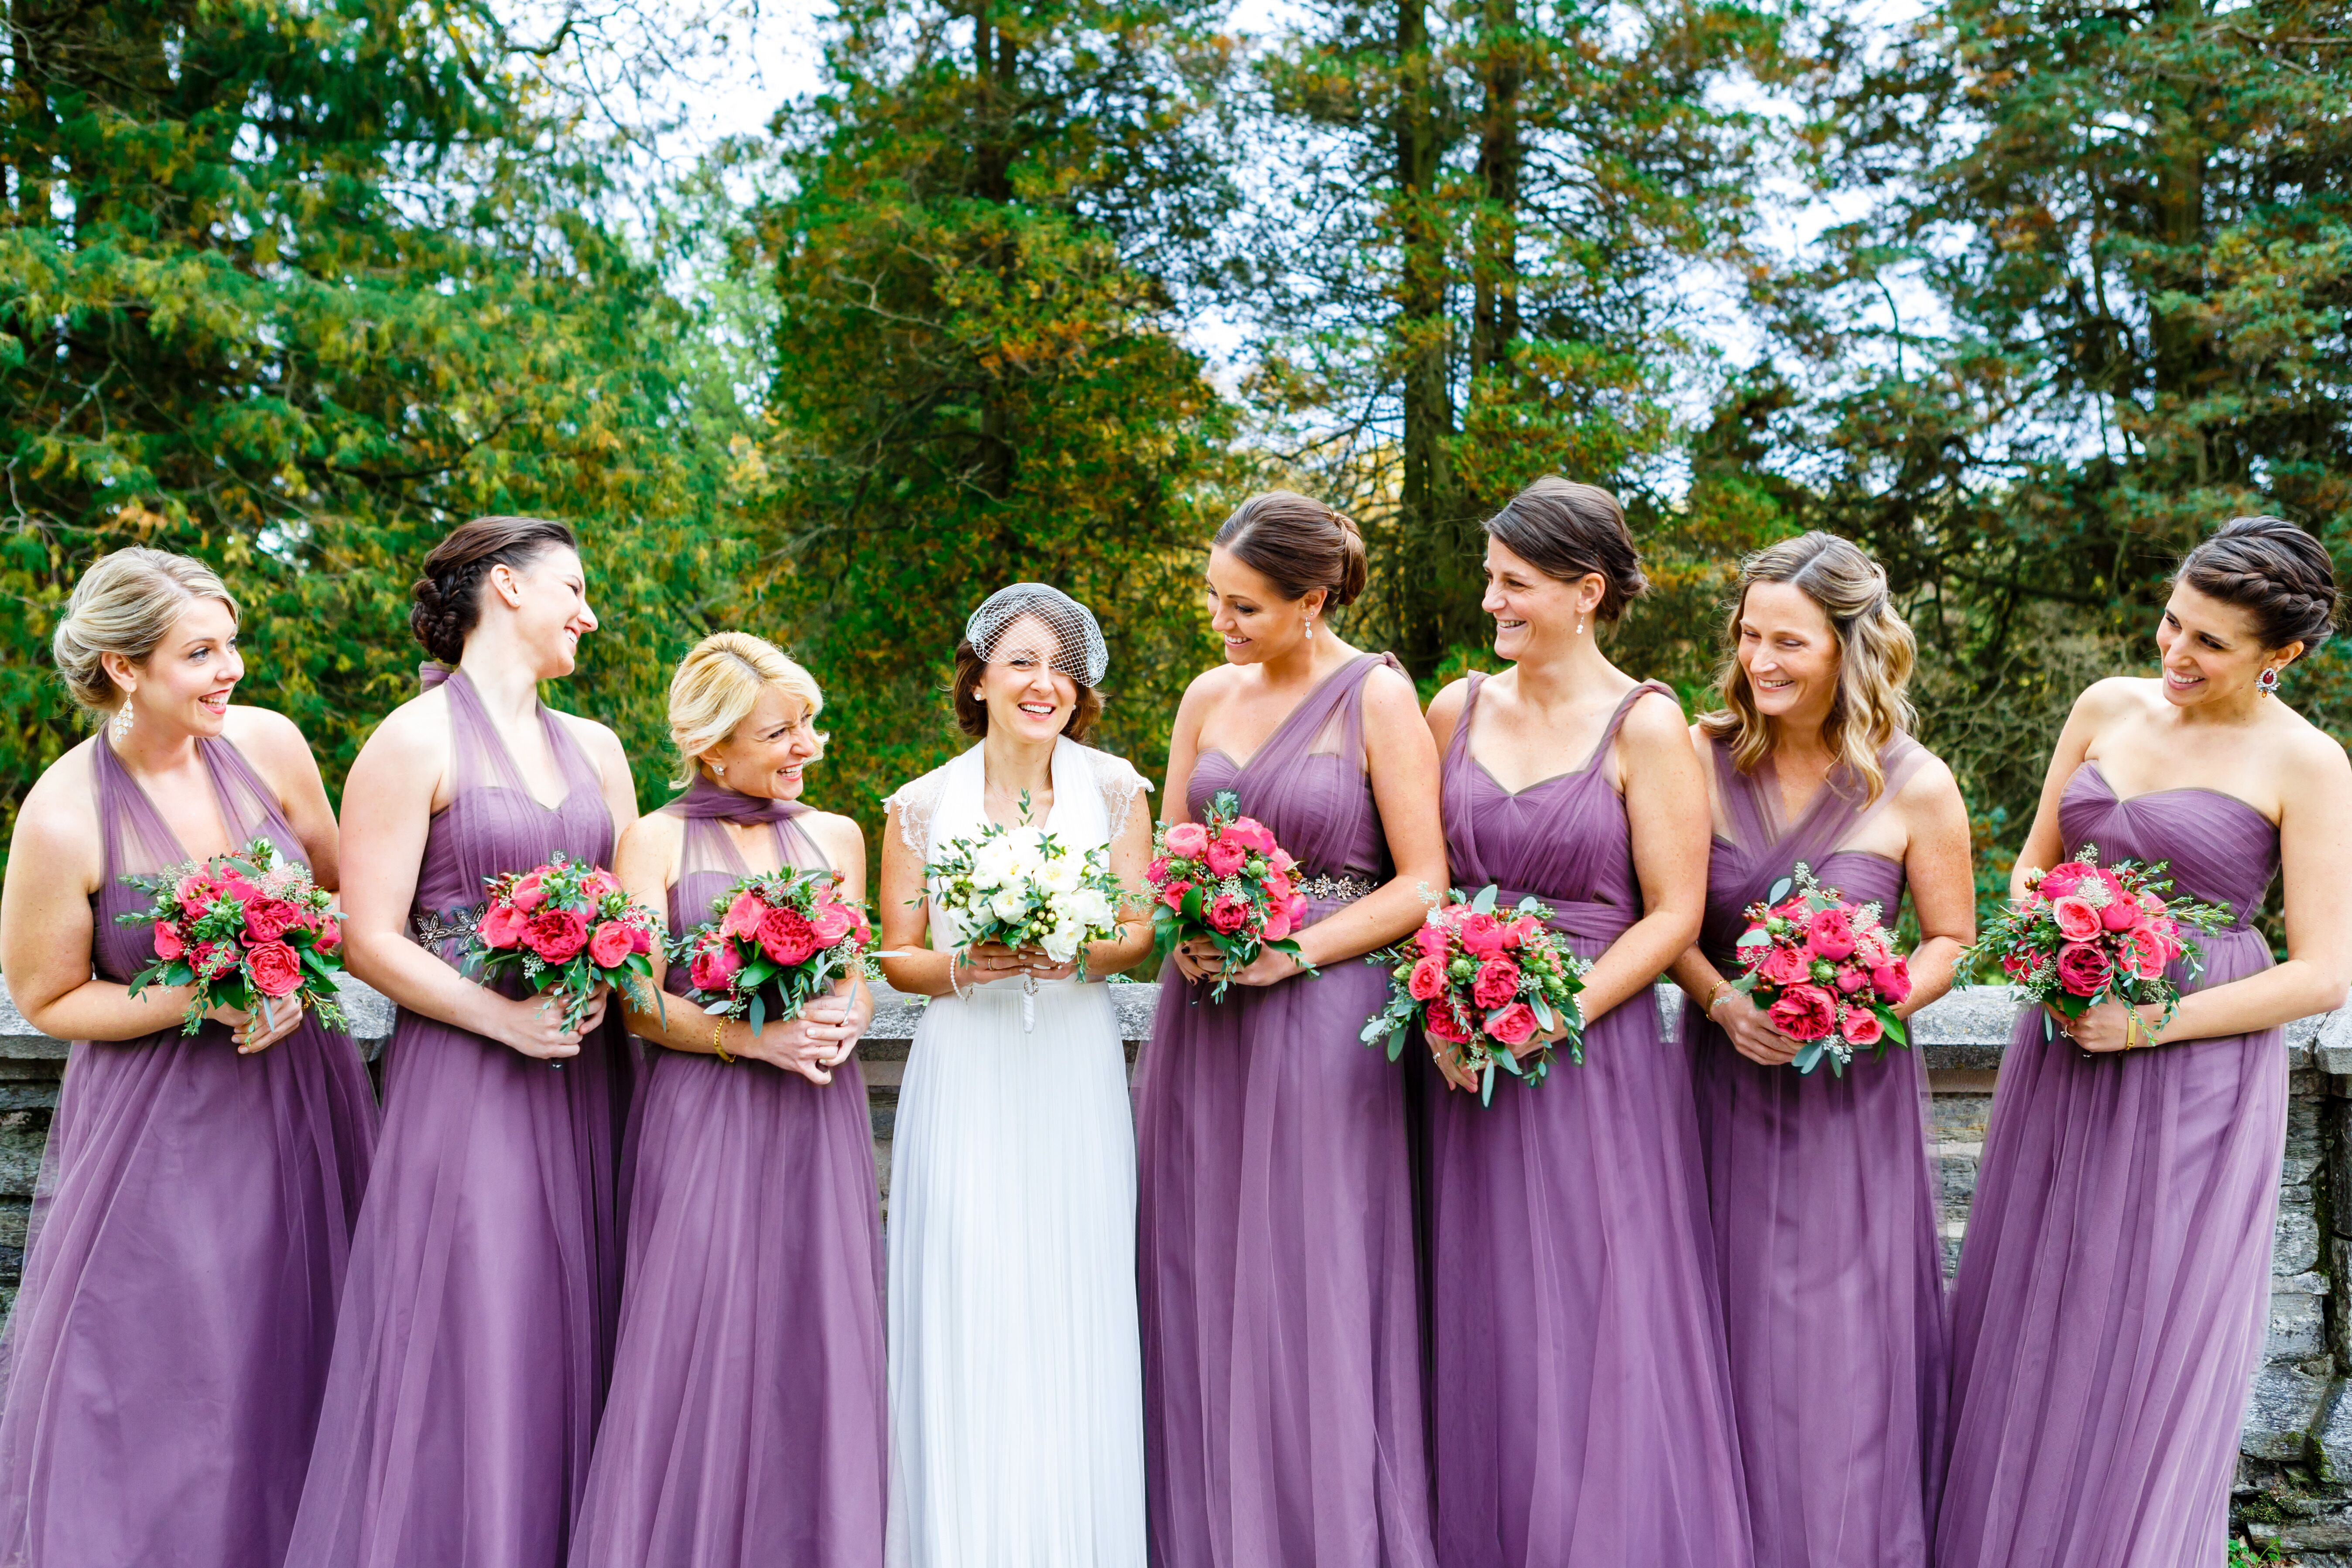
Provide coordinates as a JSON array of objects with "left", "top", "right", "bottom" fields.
[
  {"left": 1184, "top": 653, "right": 1397, "bottom": 885},
  {"left": 2058, "top": 762, "right": 2277, "bottom": 937},
  {"left": 659, "top": 802, "right": 830, "bottom": 1005}
]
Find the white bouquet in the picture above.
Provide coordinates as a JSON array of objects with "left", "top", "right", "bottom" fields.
[{"left": 925, "top": 814, "right": 1125, "bottom": 1027}]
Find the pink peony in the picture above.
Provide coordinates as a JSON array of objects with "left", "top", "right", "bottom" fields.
[
  {"left": 315, "top": 917, "right": 342, "bottom": 952},
  {"left": 1147, "top": 857, "right": 1171, "bottom": 886},
  {"left": 628, "top": 921, "right": 654, "bottom": 955},
  {"left": 1842, "top": 1005, "right": 1884, "bottom": 1047},
  {"left": 1164, "top": 822, "right": 1210, "bottom": 859},
  {"left": 1270, "top": 848, "right": 1297, "bottom": 875},
  {"left": 479, "top": 902, "right": 530, "bottom": 950},
  {"left": 1871, "top": 956, "right": 1911, "bottom": 1003},
  {"left": 523, "top": 907, "right": 589, "bottom": 962},
  {"left": 2056, "top": 941, "right": 2113, "bottom": 998},
  {"left": 1836, "top": 965, "right": 1868, "bottom": 995},
  {"left": 2051, "top": 897, "right": 2103, "bottom": 942},
  {"left": 1424, "top": 998, "right": 1472, "bottom": 1044},
  {"left": 152, "top": 921, "right": 186, "bottom": 961},
  {"left": 244, "top": 897, "right": 301, "bottom": 944},
  {"left": 510, "top": 871, "right": 548, "bottom": 913},
  {"left": 809, "top": 902, "right": 855, "bottom": 944},
  {"left": 174, "top": 872, "right": 218, "bottom": 913},
  {"left": 1160, "top": 880, "right": 1194, "bottom": 912},
  {"left": 1504, "top": 915, "right": 1545, "bottom": 948},
  {"left": 581, "top": 869, "right": 620, "bottom": 899},
  {"left": 247, "top": 940, "right": 303, "bottom": 998},
  {"left": 587, "top": 921, "right": 633, "bottom": 969},
  {"left": 191, "top": 941, "right": 237, "bottom": 978},
  {"left": 2000, "top": 951, "right": 2036, "bottom": 983},
  {"left": 1206, "top": 894, "right": 1250, "bottom": 935},
  {"left": 216, "top": 872, "right": 261, "bottom": 904},
  {"left": 1413, "top": 922, "right": 1452, "bottom": 960},
  {"left": 2101, "top": 897, "right": 2143, "bottom": 933},
  {"left": 1486, "top": 1003, "right": 1539, "bottom": 1048},
  {"left": 1205, "top": 839, "right": 1248, "bottom": 878},
  {"left": 1459, "top": 913, "right": 1507, "bottom": 959},
  {"left": 1262, "top": 904, "right": 1293, "bottom": 942},
  {"left": 1472, "top": 958, "right": 1521, "bottom": 1010},
  {"left": 1227, "top": 818, "right": 1276, "bottom": 853},
  {"left": 2039, "top": 861, "right": 2094, "bottom": 900},
  {"left": 1767, "top": 983, "right": 1837, "bottom": 1041},
  {"left": 1286, "top": 895, "right": 1307, "bottom": 928},
  {"left": 690, "top": 941, "right": 743, "bottom": 993},
  {"left": 1808, "top": 908, "right": 1858, "bottom": 961},
  {"left": 1758, "top": 943, "right": 1811, "bottom": 989},
  {"left": 2120, "top": 928, "right": 2169, "bottom": 980},
  {"left": 757, "top": 907, "right": 818, "bottom": 968},
  {"left": 1408, "top": 955, "right": 1448, "bottom": 1002},
  {"left": 1263, "top": 870, "right": 1294, "bottom": 904},
  {"left": 1852, "top": 927, "right": 1893, "bottom": 967},
  {"left": 721, "top": 892, "right": 767, "bottom": 940}
]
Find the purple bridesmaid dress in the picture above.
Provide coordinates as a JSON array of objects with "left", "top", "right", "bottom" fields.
[
  {"left": 568, "top": 776, "right": 886, "bottom": 1568},
  {"left": 1936, "top": 763, "right": 2285, "bottom": 1568},
  {"left": 1688, "top": 735, "right": 1947, "bottom": 1568},
  {"left": 287, "top": 667, "right": 636, "bottom": 1568},
  {"left": 1423, "top": 678, "right": 1751, "bottom": 1568},
  {"left": 1136, "top": 652, "right": 1436, "bottom": 1568},
  {"left": 0, "top": 734, "right": 377, "bottom": 1568}
]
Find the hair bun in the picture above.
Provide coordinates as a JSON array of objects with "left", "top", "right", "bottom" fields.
[
  {"left": 1215, "top": 491, "right": 1368, "bottom": 609},
  {"left": 2180, "top": 515, "right": 2338, "bottom": 656}
]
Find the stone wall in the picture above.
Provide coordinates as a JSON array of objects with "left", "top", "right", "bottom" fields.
[{"left": 4, "top": 977, "right": 2349, "bottom": 1554}]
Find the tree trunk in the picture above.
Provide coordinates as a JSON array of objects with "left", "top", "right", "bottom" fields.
[
  {"left": 1393, "top": 0, "right": 1454, "bottom": 675},
  {"left": 1469, "top": 0, "right": 1521, "bottom": 386}
]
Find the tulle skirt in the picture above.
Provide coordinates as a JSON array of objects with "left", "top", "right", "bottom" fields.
[
  {"left": 570, "top": 1047, "right": 886, "bottom": 1568},
  {"left": 1422, "top": 978, "right": 1751, "bottom": 1568},
  {"left": 1136, "top": 915, "right": 1435, "bottom": 1568},
  {"left": 285, "top": 1008, "right": 633, "bottom": 1568},
  {"left": 0, "top": 1018, "right": 376, "bottom": 1568},
  {"left": 1936, "top": 927, "right": 2284, "bottom": 1568},
  {"left": 886, "top": 978, "right": 1145, "bottom": 1568}
]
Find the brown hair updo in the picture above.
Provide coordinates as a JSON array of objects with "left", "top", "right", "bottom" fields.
[
  {"left": 1212, "top": 491, "right": 1369, "bottom": 608},
  {"left": 2177, "top": 515, "right": 2338, "bottom": 661},
  {"left": 409, "top": 515, "right": 579, "bottom": 664},
  {"left": 1484, "top": 477, "right": 1648, "bottom": 620}
]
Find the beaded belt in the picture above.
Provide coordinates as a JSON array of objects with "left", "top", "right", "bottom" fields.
[
  {"left": 1296, "top": 873, "right": 1379, "bottom": 904},
  {"left": 411, "top": 906, "right": 482, "bottom": 948}
]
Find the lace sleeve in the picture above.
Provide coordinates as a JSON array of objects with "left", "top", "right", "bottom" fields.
[
  {"left": 1085, "top": 746, "right": 1154, "bottom": 842},
  {"left": 887, "top": 766, "right": 951, "bottom": 858}
]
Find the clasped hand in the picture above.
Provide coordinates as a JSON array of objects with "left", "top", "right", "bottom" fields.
[
  {"left": 1712, "top": 989, "right": 1804, "bottom": 1067},
  {"left": 959, "top": 940, "right": 1079, "bottom": 986},
  {"left": 493, "top": 983, "right": 611, "bottom": 1062},
  {"left": 738, "top": 992, "right": 867, "bottom": 1085},
  {"left": 1171, "top": 938, "right": 1301, "bottom": 989},
  {"left": 2044, "top": 999, "right": 2140, "bottom": 1054},
  {"left": 207, "top": 995, "right": 308, "bottom": 1056}
]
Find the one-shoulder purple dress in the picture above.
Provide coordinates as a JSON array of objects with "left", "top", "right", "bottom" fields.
[
  {"left": 288, "top": 667, "right": 635, "bottom": 1568},
  {"left": 1936, "top": 762, "right": 2284, "bottom": 1568},
  {"left": 1136, "top": 652, "right": 1435, "bottom": 1568},
  {"left": 0, "top": 734, "right": 376, "bottom": 1568},
  {"left": 1423, "top": 678, "right": 1751, "bottom": 1568},
  {"left": 1688, "top": 736, "right": 1946, "bottom": 1568},
  {"left": 569, "top": 776, "right": 886, "bottom": 1568}
]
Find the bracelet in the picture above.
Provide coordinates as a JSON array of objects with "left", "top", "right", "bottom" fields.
[
  {"left": 712, "top": 1024, "right": 735, "bottom": 1065},
  {"left": 948, "top": 952, "right": 971, "bottom": 1003},
  {"left": 1704, "top": 979, "right": 1733, "bottom": 1017}
]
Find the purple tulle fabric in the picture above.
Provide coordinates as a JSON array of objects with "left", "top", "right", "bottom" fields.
[
  {"left": 1935, "top": 763, "right": 2284, "bottom": 1568},
  {"left": 1422, "top": 678, "right": 1752, "bottom": 1568},
  {"left": 287, "top": 667, "right": 635, "bottom": 1568},
  {"left": 568, "top": 785, "right": 886, "bottom": 1568},
  {"left": 1136, "top": 653, "right": 1437, "bottom": 1568},
  {"left": 0, "top": 735, "right": 377, "bottom": 1568},
  {"left": 1687, "top": 736, "right": 1947, "bottom": 1568}
]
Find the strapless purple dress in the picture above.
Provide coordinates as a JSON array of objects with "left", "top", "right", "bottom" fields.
[
  {"left": 1936, "top": 762, "right": 2285, "bottom": 1568},
  {"left": 1422, "top": 678, "right": 1751, "bottom": 1568},
  {"left": 1688, "top": 736, "right": 1947, "bottom": 1568},
  {"left": 288, "top": 667, "right": 635, "bottom": 1568},
  {"left": 0, "top": 733, "right": 376, "bottom": 1568},
  {"left": 569, "top": 778, "right": 885, "bottom": 1568},
  {"left": 1135, "top": 652, "right": 1436, "bottom": 1568}
]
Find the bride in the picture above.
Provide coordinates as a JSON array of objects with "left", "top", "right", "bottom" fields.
[{"left": 877, "top": 584, "right": 1155, "bottom": 1567}]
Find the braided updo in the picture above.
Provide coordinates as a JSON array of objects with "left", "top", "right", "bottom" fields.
[
  {"left": 2177, "top": 515, "right": 2338, "bottom": 660},
  {"left": 410, "top": 515, "right": 579, "bottom": 663},
  {"left": 1212, "top": 491, "right": 1370, "bottom": 608}
]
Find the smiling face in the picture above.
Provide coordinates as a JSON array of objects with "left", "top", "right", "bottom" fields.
[
  {"left": 701, "top": 684, "right": 823, "bottom": 801},
  {"left": 1482, "top": 537, "right": 1601, "bottom": 661},
  {"left": 1736, "top": 581, "right": 1842, "bottom": 730},
  {"left": 2156, "top": 582, "right": 2295, "bottom": 707},
  {"left": 975, "top": 612, "right": 1079, "bottom": 742},
  {"left": 490, "top": 545, "right": 598, "bottom": 678},
  {"left": 1206, "top": 545, "right": 1324, "bottom": 666},
  {"left": 103, "top": 596, "right": 243, "bottom": 740}
]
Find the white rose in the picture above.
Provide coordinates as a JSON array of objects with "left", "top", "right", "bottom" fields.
[
  {"left": 971, "top": 840, "right": 1019, "bottom": 890},
  {"left": 1037, "top": 853, "right": 1083, "bottom": 894},
  {"left": 1041, "top": 926, "right": 1082, "bottom": 964},
  {"left": 1066, "top": 889, "right": 1114, "bottom": 931},
  {"left": 990, "top": 888, "right": 1030, "bottom": 924}
]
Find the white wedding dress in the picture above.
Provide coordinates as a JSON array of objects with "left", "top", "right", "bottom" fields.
[{"left": 883, "top": 737, "right": 1150, "bottom": 1568}]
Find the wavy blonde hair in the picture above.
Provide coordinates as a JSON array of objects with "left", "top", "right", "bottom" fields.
[
  {"left": 51, "top": 548, "right": 240, "bottom": 716},
  {"left": 1699, "top": 532, "right": 1917, "bottom": 802},
  {"left": 667, "top": 632, "right": 825, "bottom": 789}
]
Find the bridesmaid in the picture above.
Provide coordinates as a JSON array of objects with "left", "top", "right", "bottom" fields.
[
  {"left": 1419, "top": 479, "right": 1751, "bottom": 1568},
  {"left": 1137, "top": 491, "right": 1447, "bottom": 1568},
  {"left": 1667, "top": 532, "right": 1973, "bottom": 1568},
  {"left": 0, "top": 548, "right": 375, "bottom": 1568},
  {"left": 570, "top": 633, "right": 884, "bottom": 1568},
  {"left": 1937, "top": 516, "right": 2352, "bottom": 1568},
  {"left": 288, "top": 516, "right": 640, "bottom": 1568}
]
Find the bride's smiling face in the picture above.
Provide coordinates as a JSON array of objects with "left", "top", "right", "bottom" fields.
[{"left": 975, "top": 613, "right": 1078, "bottom": 743}]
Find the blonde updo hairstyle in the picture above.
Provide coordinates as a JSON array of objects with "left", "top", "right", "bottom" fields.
[
  {"left": 667, "top": 632, "right": 826, "bottom": 790},
  {"left": 1700, "top": 531, "right": 1918, "bottom": 802},
  {"left": 51, "top": 548, "right": 241, "bottom": 717}
]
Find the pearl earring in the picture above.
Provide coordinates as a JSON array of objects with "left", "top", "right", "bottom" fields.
[
  {"left": 110, "top": 698, "right": 134, "bottom": 743},
  {"left": 1576, "top": 613, "right": 1587, "bottom": 637},
  {"left": 1304, "top": 616, "right": 1315, "bottom": 642},
  {"left": 713, "top": 762, "right": 726, "bottom": 775}
]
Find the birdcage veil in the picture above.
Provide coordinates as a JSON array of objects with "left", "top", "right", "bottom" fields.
[{"left": 963, "top": 583, "right": 1109, "bottom": 687}]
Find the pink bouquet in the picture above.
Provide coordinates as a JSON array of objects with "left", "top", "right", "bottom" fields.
[
  {"left": 1362, "top": 886, "right": 1591, "bottom": 1104},
  {"left": 1730, "top": 864, "right": 1912, "bottom": 1076},
  {"left": 674, "top": 865, "right": 878, "bottom": 1034},
  {"left": 1149, "top": 788, "right": 1312, "bottom": 1001},
  {"left": 114, "top": 836, "right": 347, "bottom": 1035},
  {"left": 465, "top": 854, "right": 664, "bottom": 1036},
  {"left": 1965, "top": 845, "right": 2231, "bottom": 1037}
]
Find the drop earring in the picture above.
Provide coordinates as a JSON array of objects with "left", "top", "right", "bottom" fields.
[
  {"left": 1304, "top": 615, "right": 1315, "bottom": 642},
  {"left": 1575, "top": 613, "right": 1587, "bottom": 637},
  {"left": 2259, "top": 666, "right": 2282, "bottom": 697},
  {"left": 110, "top": 698, "right": 134, "bottom": 743}
]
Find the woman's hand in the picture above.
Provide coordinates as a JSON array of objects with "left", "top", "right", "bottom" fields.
[
  {"left": 209, "top": 994, "right": 308, "bottom": 1056},
  {"left": 1177, "top": 938, "right": 1300, "bottom": 989},
  {"left": 741, "top": 1012, "right": 847, "bottom": 1085},
  {"left": 959, "top": 941, "right": 1077, "bottom": 986},
  {"left": 1423, "top": 1030, "right": 1482, "bottom": 1093},
  {"left": 486, "top": 985, "right": 608, "bottom": 1062},
  {"left": 1713, "top": 989, "right": 1802, "bottom": 1067},
  {"left": 789, "top": 990, "right": 870, "bottom": 1072},
  {"left": 2046, "top": 999, "right": 2143, "bottom": 1054}
]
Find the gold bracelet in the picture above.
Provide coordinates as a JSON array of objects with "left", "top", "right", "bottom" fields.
[
  {"left": 712, "top": 1024, "right": 735, "bottom": 1065},
  {"left": 1704, "top": 979, "right": 1733, "bottom": 1017}
]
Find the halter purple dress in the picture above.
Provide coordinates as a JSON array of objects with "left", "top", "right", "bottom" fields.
[
  {"left": 569, "top": 777, "right": 886, "bottom": 1568},
  {"left": 288, "top": 667, "right": 635, "bottom": 1568},
  {"left": 1136, "top": 652, "right": 1436, "bottom": 1568},
  {"left": 0, "top": 734, "right": 376, "bottom": 1568},
  {"left": 1423, "top": 678, "right": 1751, "bottom": 1568},
  {"left": 1688, "top": 734, "right": 1947, "bottom": 1568},
  {"left": 1935, "top": 763, "right": 2284, "bottom": 1568}
]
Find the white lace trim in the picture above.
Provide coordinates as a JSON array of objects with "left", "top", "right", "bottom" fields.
[
  {"left": 887, "top": 745, "right": 1150, "bottom": 857},
  {"left": 888, "top": 763, "right": 954, "bottom": 856},
  {"left": 1082, "top": 744, "right": 1153, "bottom": 842}
]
